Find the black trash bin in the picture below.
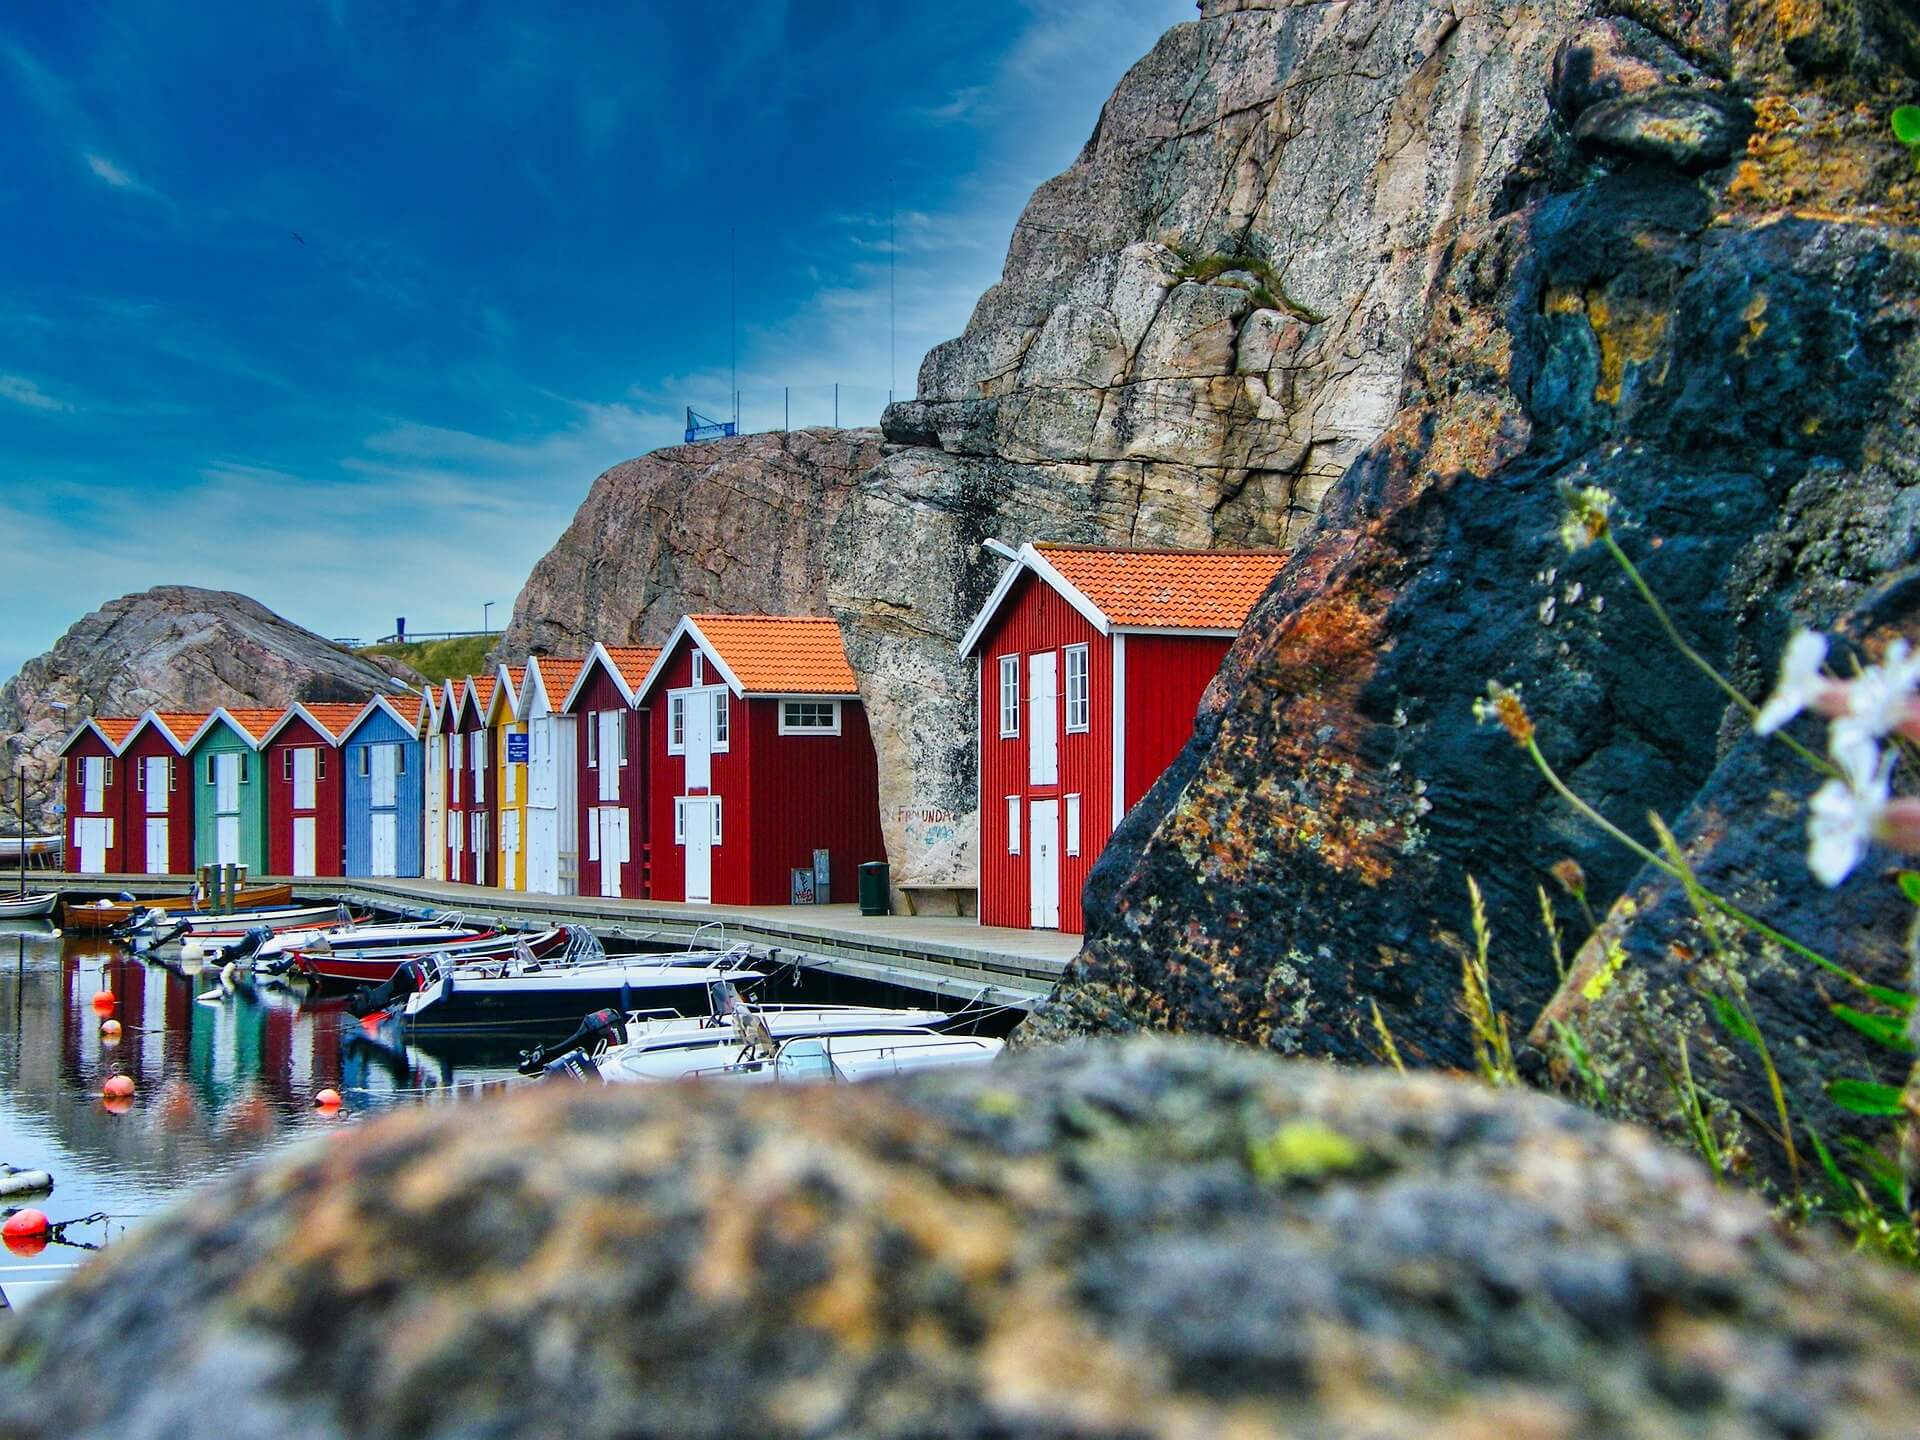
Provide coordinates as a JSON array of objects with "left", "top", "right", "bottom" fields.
[{"left": 858, "top": 861, "right": 891, "bottom": 917}]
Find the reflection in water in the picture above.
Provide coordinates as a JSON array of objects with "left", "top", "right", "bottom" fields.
[{"left": 0, "top": 924, "right": 517, "bottom": 1309}]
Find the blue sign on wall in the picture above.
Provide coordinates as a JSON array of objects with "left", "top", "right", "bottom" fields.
[{"left": 507, "top": 733, "right": 529, "bottom": 764}]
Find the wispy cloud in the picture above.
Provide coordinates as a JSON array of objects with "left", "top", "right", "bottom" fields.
[
  {"left": 0, "top": 375, "right": 72, "bottom": 413},
  {"left": 84, "top": 152, "right": 137, "bottom": 188}
]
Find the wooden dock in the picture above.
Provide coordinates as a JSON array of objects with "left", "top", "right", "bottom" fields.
[{"left": 44, "top": 874, "right": 1081, "bottom": 1008}]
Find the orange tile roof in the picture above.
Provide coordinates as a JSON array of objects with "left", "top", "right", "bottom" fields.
[
  {"left": 150, "top": 712, "right": 210, "bottom": 746},
  {"left": 531, "top": 656, "right": 585, "bottom": 702},
  {"left": 294, "top": 703, "right": 368, "bottom": 742},
  {"left": 605, "top": 645, "right": 662, "bottom": 689},
  {"left": 1037, "top": 544, "right": 1286, "bottom": 630},
  {"left": 690, "top": 615, "right": 857, "bottom": 695},
  {"left": 95, "top": 717, "right": 139, "bottom": 745},
  {"left": 468, "top": 674, "right": 497, "bottom": 712},
  {"left": 220, "top": 707, "right": 287, "bottom": 744}
]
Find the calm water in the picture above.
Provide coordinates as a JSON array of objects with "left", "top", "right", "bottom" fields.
[{"left": 0, "top": 922, "right": 521, "bottom": 1310}]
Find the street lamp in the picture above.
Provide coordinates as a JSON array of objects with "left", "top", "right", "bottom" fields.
[{"left": 483, "top": 601, "right": 495, "bottom": 634}]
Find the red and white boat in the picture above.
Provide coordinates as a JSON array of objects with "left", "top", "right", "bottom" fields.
[{"left": 277, "top": 922, "right": 579, "bottom": 985}]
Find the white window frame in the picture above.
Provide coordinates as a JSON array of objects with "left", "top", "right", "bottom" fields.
[
  {"left": 691, "top": 651, "right": 705, "bottom": 686},
  {"left": 1006, "top": 795, "right": 1021, "bottom": 855},
  {"left": 668, "top": 694, "right": 687, "bottom": 753},
  {"left": 778, "top": 699, "right": 842, "bottom": 736},
  {"left": 1066, "top": 793, "right": 1082, "bottom": 856},
  {"left": 1064, "top": 645, "right": 1090, "bottom": 734},
  {"left": 998, "top": 655, "right": 1020, "bottom": 738},
  {"left": 673, "top": 795, "right": 723, "bottom": 845},
  {"left": 357, "top": 747, "right": 370, "bottom": 778},
  {"left": 616, "top": 712, "right": 628, "bottom": 766},
  {"left": 586, "top": 711, "right": 599, "bottom": 769},
  {"left": 712, "top": 690, "right": 730, "bottom": 750}
]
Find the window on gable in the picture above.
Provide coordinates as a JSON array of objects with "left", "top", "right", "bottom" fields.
[
  {"left": 358, "top": 748, "right": 370, "bottom": 778},
  {"left": 282, "top": 750, "right": 293, "bottom": 783},
  {"left": 691, "top": 651, "right": 705, "bottom": 686},
  {"left": 586, "top": 712, "right": 599, "bottom": 768},
  {"left": 1065, "top": 645, "right": 1090, "bottom": 733},
  {"left": 998, "top": 655, "right": 1020, "bottom": 738}
]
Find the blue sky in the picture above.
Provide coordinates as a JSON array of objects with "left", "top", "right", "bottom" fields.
[{"left": 0, "top": 0, "right": 1184, "bottom": 679}]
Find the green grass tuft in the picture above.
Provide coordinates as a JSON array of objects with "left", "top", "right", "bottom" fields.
[{"left": 359, "top": 635, "right": 495, "bottom": 685}]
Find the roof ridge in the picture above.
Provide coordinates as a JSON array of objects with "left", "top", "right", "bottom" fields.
[{"left": 1034, "top": 542, "right": 1289, "bottom": 557}]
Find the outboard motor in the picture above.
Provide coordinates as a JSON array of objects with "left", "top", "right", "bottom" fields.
[
  {"left": 211, "top": 925, "right": 274, "bottom": 966},
  {"left": 345, "top": 959, "right": 432, "bottom": 1018},
  {"left": 517, "top": 1008, "right": 629, "bottom": 1076},
  {"left": 542, "top": 1051, "right": 605, "bottom": 1084}
]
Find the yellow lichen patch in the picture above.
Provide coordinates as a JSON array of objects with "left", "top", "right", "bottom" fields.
[
  {"left": 1581, "top": 941, "right": 1629, "bottom": 1002},
  {"left": 1247, "top": 1120, "right": 1363, "bottom": 1181},
  {"left": 1544, "top": 286, "right": 1586, "bottom": 316},
  {"left": 1737, "top": 291, "right": 1769, "bottom": 356},
  {"left": 1586, "top": 286, "right": 1670, "bottom": 406}
]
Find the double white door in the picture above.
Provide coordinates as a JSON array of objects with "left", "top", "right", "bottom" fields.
[
  {"left": 82, "top": 757, "right": 105, "bottom": 813},
  {"left": 596, "top": 806, "right": 629, "bottom": 897},
  {"left": 1029, "top": 799, "right": 1060, "bottom": 929},
  {"left": 292, "top": 817, "right": 317, "bottom": 877},
  {"left": 681, "top": 797, "right": 715, "bottom": 904},
  {"left": 143, "top": 757, "right": 170, "bottom": 874},
  {"left": 73, "top": 817, "right": 110, "bottom": 873},
  {"left": 145, "top": 818, "right": 170, "bottom": 874},
  {"left": 371, "top": 812, "right": 397, "bottom": 877}
]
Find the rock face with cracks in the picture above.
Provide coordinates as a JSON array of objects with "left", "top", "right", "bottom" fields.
[
  {"left": 7, "top": 1039, "right": 1920, "bottom": 1440},
  {"left": 496, "top": 428, "right": 886, "bottom": 662},
  {"left": 0, "top": 586, "right": 419, "bottom": 828}
]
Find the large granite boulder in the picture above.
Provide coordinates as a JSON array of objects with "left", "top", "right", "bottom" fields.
[
  {"left": 1026, "top": 0, "right": 1920, "bottom": 1112},
  {"left": 495, "top": 428, "right": 887, "bottom": 661},
  {"left": 0, "top": 587, "right": 419, "bottom": 828},
  {"left": 7, "top": 1040, "right": 1920, "bottom": 1439}
]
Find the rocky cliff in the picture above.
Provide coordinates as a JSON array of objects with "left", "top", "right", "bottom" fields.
[
  {"left": 10, "top": 1040, "right": 1920, "bottom": 1440},
  {"left": 496, "top": 428, "right": 887, "bottom": 659},
  {"left": 0, "top": 587, "right": 418, "bottom": 826}
]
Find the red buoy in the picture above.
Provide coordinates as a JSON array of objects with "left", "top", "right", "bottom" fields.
[
  {"left": 102, "top": 1074, "right": 136, "bottom": 1101},
  {"left": 90, "top": 991, "right": 117, "bottom": 1017},
  {"left": 314, "top": 1087, "right": 343, "bottom": 1111}
]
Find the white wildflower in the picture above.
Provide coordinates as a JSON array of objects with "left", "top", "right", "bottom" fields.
[
  {"left": 1807, "top": 732, "right": 1894, "bottom": 887},
  {"left": 1835, "top": 638, "right": 1920, "bottom": 744},
  {"left": 1755, "top": 630, "right": 1830, "bottom": 735}
]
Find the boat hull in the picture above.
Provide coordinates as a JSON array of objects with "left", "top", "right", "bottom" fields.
[
  {"left": 0, "top": 893, "right": 58, "bottom": 920},
  {"left": 61, "top": 884, "right": 295, "bottom": 931},
  {"left": 403, "top": 966, "right": 767, "bottom": 1037}
]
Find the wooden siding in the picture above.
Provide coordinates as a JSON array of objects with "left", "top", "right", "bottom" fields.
[
  {"left": 745, "top": 690, "right": 886, "bottom": 905},
  {"left": 120, "top": 727, "right": 195, "bottom": 874},
  {"left": 566, "top": 661, "right": 649, "bottom": 899},
  {"left": 1120, "top": 632, "right": 1232, "bottom": 810},
  {"left": 343, "top": 709, "right": 424, "bottom": 877},
  {"left": 976, "top": 573, "right": 1111, "bottom": 933},
  {"left": 492, "top": 713, "right": 528, "bottom": 891},
  {"left": 61, "top": 729, "right": 126, "bottom": 873},
  {"left": 266, "top": 715, "right": 345, "bottom": 877},
  {"left": 450, "top": 693, "right": 494, "bottom": 887},
  {"left": 646, "top": 635, "right": 754, "bottom": 903},
  {"left": 190, "top": 720, "right": 269, "bottom": 873}
]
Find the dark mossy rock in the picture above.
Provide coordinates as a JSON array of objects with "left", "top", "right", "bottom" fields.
[
  {"left": 1572, "top": 86, "right": 1754, "bottom": 171},
  {"left": 7, "top": 1040, "right": 1920, "bottom": 1439}
]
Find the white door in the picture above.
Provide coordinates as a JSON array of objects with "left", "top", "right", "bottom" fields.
[
  {"left": 293, "top": 747, "right": 317, "bottom": 810},
  {"left": 217, "top": 814, "right": 240, "bottom": 865},
  {"left": 597, "top": 712, "right": 622, "bottom": 801},
  {"left": 82, "top": 757, "right": 104, "bottom": 813},
  {"left": 683, "top": 798, "right": 713, "bottom": 903},
  {"left": 684, "top": 692, "right": 712, "bottom": 790},
  {"left": 215, "top": 752, "right": 240, "bottom": 813},
  {"left": 599, "top": 806, "right": 627, "bottom": 897},
  {"left": 371, "top": 812, "right": 397, "bottom": 877},
  {"left": 292, "top": 816, "right": 317, "bottom": 877},
  {"left": 371, "top": 743, "right": 397, "bottom": 807},
  {"left": 145, "top": 818, "right": 169, "bottom": 874},
  {"left": 425, "top": 736, "right": 444, "bottom": 880},
  {"left": 449, "top": 818, "right": 462, "bottom": 882},
  {"left": 74, "top": 817, "right": 108, "bottom": 872},
  {"left": 1029, "top": 798, "right": 1060, "bottom": 929},
  {"left": 1028, "top": 652, "right": 1059, "bottom": 786},
  {"left": 144, "top": 757, "right": 168, "bottom": 814}
]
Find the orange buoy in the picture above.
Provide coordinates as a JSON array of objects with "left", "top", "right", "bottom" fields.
[
  {"left": 90, "top": 990, "right": 117, "bottom": 1017},
  {"left": 100, "top": 1018, "right": 123, "bottom": 1040},
  {"left": 2, "top": 1208, "right": 49, "bottom": 1246},
  {"left": 102, "top": 1074, "right": 136, "bottom": 1101},
  {"left": 102, "top": 1094, "right": 134, "bottom": 1117},
  {"left": 314, "top": 1087, "right": 343, "bottom": 1111}
]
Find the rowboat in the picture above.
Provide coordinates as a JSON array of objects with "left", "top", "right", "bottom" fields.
[
  {"left": 0, "top": 892, "right": 57, "bottom": 920},
  {"left": 61, "top": 884, "right": 296, "bottom": 932}
]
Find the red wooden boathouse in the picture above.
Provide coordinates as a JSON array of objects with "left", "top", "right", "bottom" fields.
[
  {"left": 58, "top": 716, "right": 136, "bottom": 873},
  {"left": 562, "top": 643, "right": 659, "bottom": 899},
  {"left": 447, "top": 673, "right": 498, "bottom": 886},
  {"left": 261, "top": 703, "right": 360, "bottom": 878},
  {"left": 114, "top": 711, "right": 205, "bottom": 876},
  {"left": 635, "top": 616, "right": 883, "bottom": 906},
  {"left": 959, "top": 543, "right": 1286, "bottom": 932}
]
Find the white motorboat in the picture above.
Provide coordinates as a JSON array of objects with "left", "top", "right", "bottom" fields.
[
  {"left": 608, "top": 1028, "right": 1003, "bottom": 1084},
  {"left": 386, "top": 938, "right": 767, "bottom": 1036}
]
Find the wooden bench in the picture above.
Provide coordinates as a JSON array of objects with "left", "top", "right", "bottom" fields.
[{"left": 895, "top": 884, "right": 978, "bottom": 918}]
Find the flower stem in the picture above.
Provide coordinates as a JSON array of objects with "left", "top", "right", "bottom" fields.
[
  {"left": 1601, "top": 533, "right": 1835, "bottom": 777},
  {"left": 1522, "top": 736, "right": 1873, "bottom": 995}
]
